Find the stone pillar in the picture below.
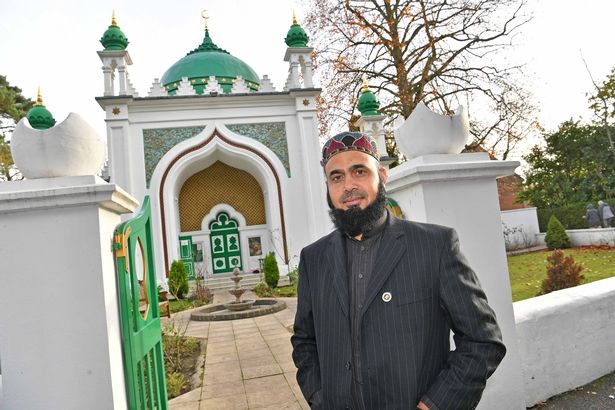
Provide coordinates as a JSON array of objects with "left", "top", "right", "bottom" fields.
[
  {"left": 291, "top": 90, "right": 332, "bottom": 241},
  {"left": 288, "top": 59, "right": 300, "bottom": 89},
  {"left": 102, "top": 65, "right": 114, "bottom": 96},
  {"left": 117, "top": 64, "right": 127, "bottom": 95},
  {"left": 0, "top": 175, "right": 138, "bottom": 410},
  {"left": 387, "top": 153, "right": 526, "bottom": 409},
  {"left": 301, "top": 59, "right": 314, "bottom": 88}
]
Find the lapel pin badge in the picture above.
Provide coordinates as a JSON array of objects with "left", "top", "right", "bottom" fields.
[{"left": 382, "top": 292, "right": 392, "bottom": 303}]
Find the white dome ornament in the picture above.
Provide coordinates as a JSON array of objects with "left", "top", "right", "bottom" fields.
[
  {"left": 394, "top": 102, "right": 470, "bottom": 160},
  {"left": 11, "top": 113, "right": 106, "bottom": 179}
]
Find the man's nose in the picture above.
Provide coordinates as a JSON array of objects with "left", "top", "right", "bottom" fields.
[{"left": 343, "top": 175, "right": 358, "bottom": 191}]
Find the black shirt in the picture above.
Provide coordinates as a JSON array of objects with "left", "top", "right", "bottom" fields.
[{"left": 345, "top": 211, "right": 388, "bottom": 409}]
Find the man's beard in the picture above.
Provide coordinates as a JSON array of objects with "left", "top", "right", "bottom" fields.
[{"left": 328, "top": 182, "right": 387, "bottom": 237}]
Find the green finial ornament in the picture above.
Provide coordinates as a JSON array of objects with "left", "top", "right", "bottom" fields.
[
  {"left": 100, "top": 10, "right": 129, "bottom": 51},
  {"left": 357, "top": 75, "right": 380, "bottom": 116},
  {"left": 188, "top": 28, "right": 228, "bottom": 55},
  {"left": 27, "top": 87, "right": 56, "bottom": 130},
  {"left": 285, "top": 13, "right": 309, "bottom": 47}
]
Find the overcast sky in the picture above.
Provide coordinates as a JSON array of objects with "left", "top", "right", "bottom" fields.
[{"left": 2, "top": 0, "right": 614, "bottom": 161}]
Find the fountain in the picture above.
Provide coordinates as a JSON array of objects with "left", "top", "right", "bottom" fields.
[
  {"left": 190, "top": 266, "right": 287, "bottom": 321},
  {"left": 224, "top": 266, "right": 255, "bottom": 311}
]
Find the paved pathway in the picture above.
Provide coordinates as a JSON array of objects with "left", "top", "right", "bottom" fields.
[{"left": 166, "top": 291, "right": 308, "bottom": 410}]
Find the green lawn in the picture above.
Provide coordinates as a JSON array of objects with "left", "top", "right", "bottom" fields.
[
  {"left": 508, "top": 247, "right": 615, "bottom": 302},
  {"left": 169, "top": 299, "right": 207, "bottom": 314}
]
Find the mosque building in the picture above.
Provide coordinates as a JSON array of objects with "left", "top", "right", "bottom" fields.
[
  {"left": 94, "top": 12, "right": 336, "bottom": 285},
  {"left": 24, "top": 12, "right": 393, "bottom": 286}
]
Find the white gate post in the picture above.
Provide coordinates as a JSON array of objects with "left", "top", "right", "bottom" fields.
[{"left": 0, "top": 176, "right": 138, "bottom": 410}]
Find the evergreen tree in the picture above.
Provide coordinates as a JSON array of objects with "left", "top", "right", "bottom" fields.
[
  {"left": 545, "top": 215, "right": 570, "bottom": 250},
  {"left": 263, "top": 252, "right": 280, "bottom": 288}
]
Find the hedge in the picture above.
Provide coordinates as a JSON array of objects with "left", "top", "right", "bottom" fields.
[{"left": 537, "top": 198, "right": 615, "bottom": 231}]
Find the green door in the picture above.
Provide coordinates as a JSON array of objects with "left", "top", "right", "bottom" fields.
[
  {"left": 209, "top": 211, "right": 242, "bottom": 274},
  {"left": 178, "top": 235, "right": 195, "bottom": 279},
  {"left": 114, "top": 196, "right": 168, "bottom": 409}
]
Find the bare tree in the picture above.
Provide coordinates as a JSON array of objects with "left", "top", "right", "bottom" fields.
[
  {"left": 304, "top": 0, "right": 535, "bottom": 158},
  {"left": 585, "top": 58, "right": 615, "bottom": 152},
  {"left": 466, "top": 76, "right": 542, "bottom": 159}
]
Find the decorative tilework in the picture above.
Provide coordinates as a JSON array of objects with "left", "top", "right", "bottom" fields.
[
  {"left": 142, "top": 127, "right": 204, "bottom": 187},
  {"left": 226, "top": 122, "right": 290, "bottom": 176},
  {"left": 142, "top": 122, "right": 289, "bottom": 187}
]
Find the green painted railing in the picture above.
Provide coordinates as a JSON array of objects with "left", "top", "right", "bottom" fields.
[{"left": 114, "top": 196, "right": 168, "bottom": 409}]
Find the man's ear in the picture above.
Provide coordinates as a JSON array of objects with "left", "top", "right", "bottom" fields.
[{"left": 379, "top": 166, "right": 388, "bottom": 185}]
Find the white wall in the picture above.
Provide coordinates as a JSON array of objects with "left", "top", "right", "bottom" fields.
[
  {"left": 501, "top": 207, "right": 540, "bottom": 250},
  {"left": 536, "top": 227, "right": 615, "bottom": 248},
  {"left": 514, "top": 277, "right": 615, "bottom": 407}
]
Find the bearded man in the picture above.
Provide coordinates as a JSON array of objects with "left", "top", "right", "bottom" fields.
[{"left": 291, "top": 132, "right": 506, "bottom": 410}]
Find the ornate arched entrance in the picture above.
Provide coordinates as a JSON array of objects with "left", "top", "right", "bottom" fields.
[{"left": 177, "top": 161, "right": 267, "bottom": 275}]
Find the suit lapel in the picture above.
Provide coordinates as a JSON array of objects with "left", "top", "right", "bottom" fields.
[
  {"left": 326, "top": 230, "right": 350, "bottom": 319},
  {"left": 361, "top": 217, "right": 405, "bottom": 317}
]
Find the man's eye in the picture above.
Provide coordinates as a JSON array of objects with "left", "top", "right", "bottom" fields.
[{"left": 330, "top": 175, "right": 342, "bottom": 183}]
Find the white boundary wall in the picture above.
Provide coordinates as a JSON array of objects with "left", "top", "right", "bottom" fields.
[
  {"left": 501, "top": 207, "right": 539, "bottom": 250},
  {"left": 514, "top": 277, "right": 615, "bottom": 407},
  {"left": 536, "top": 227, "right": 615, "bottom": 247}
]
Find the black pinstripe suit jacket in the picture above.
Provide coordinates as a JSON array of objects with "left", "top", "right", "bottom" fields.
[{"left": 291, "top": 215, "right": 506, "bottom": 410}]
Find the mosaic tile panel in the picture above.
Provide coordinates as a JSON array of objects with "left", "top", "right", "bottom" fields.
[
  {"left": 143, "top": 126, "right": 205, "bottom": 187},
  {"left": 142, "top": 122, "right": 289, "bottom": 187},
  {"left": 226, "top": 122, "right": 290, "bottom": 176}
]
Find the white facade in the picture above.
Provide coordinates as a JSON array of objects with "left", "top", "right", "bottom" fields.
[{"left": 97, "top": 56, "right": 330, "bottom": 284}]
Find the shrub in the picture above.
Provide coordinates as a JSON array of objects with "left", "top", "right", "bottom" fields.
[
  {"left": 544, "top": 215, "right": 570, "bottom": 250},
  {"left": 191, "top": 273, "right": 213, "bottom": 304},
  {"left": 537, "top": 196, "right": 615, "bottom": 231},
  {"left": 539, "top": 249, "right": 584, "bottom": 295},
  {"left": 191, "top": 285, "right": 213, "bottom": 304},
  {"left": 263, "top": 252, "right": 280, "bottom": 288},
  {"left": 168, "top": 260, "right": 189, "bottom": 299},
  {"left": 161, "top": 322, "right": 201, "bottom": 398},
  {"left": 166, "top": 372, "right": 188, "bottom": 399},
  {"left": 288, "top": 268, "right": 298, "bottom": 286},
  {"left": 253, "top": 281, "right": 274, "bottom": 297}
]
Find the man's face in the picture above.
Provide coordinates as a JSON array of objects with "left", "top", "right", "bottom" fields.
[{"left": 324, "top": 150, "right": 388, "bottom": 210}]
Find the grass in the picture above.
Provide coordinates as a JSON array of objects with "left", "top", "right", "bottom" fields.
[
  {"left": 169, "top": 299, "right": 207, "bottom": 314},
  {"left": 274, "top": 284, "right": 297, "bottom": 297},
  {"left": 508, "top": 247, "right": 615, "bottom": 302}
]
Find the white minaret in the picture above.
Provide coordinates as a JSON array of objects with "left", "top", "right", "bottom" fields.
[{"left": 97, "top": 11, "right": 134, "bottom": 96}]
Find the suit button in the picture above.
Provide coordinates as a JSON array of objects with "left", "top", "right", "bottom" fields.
[{"left": 345, "top": 361, "right": 351, "bottom": 370}]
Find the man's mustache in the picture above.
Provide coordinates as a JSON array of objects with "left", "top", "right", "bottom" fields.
[{"left": 340, "top": 189, "right": 366, "bottom": 202}]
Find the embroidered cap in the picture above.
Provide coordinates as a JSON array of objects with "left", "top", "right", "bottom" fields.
[{"left": 321, "top": 132, "right": 379, "bottom": 167}]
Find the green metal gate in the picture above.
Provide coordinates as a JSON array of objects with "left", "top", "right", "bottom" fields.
[
  {"left": 114, "top": 196, "right": 168, "bottom": 410},
  {"left": 209, "top": 211, "right": 242, "bottom": 274}
]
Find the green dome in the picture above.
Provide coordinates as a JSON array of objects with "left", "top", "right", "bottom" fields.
[
  {"left": 357, "top": 83, "right": 380, "bottom": 116},
  {"left": 284, "top": 17, "right": 309, "bottom": 47},
  {"left": 100, "top": 13, "right": 128, "bottom": 51},
  {"left": 161, "top": 29, "right": 259, "bottom": 95},
  {"left": 27, "top": 90, "right": 56, "bottom": 130}
]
